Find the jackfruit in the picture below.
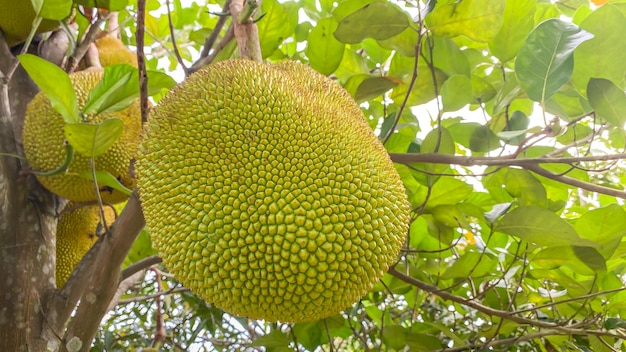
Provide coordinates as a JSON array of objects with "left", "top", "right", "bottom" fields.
[
  {"left": 0, "top": 0, "right": 70, "bottom": 47},
  {"left": 95, "top": 35, "right": 138, "bottom": 67},
  {"left": 56, "top": 202, "right": 116, "bottom": 287},
  {"left": 136, "top": 59, "right": 410, "bottom": 323},
  {"left": 23, "top": 69, "right": 142, "bottom": 203}
]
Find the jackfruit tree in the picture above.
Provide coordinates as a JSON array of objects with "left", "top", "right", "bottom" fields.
[{"left": 2, "top": 0, "right": 626, "bottom": 351}]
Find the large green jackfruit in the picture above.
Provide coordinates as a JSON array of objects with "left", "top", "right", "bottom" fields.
[
  {"left": 137, "top": 59, "right": 410, "bottom": 323},
  {"left": 23, "top": 69, "right": 142, "bottom": 203}
]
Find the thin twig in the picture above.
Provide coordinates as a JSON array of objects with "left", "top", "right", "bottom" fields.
[
  {"left": 136, "top": 0, "right": 149, "bottom": 125},
  {"left": 199, "top": 0, "right": 232, "bottom": 58},
  {"left": 65, "top": 13, "right": 110, "bottom": 73},
  {"left": 117, "top": 287, "right": 190, "bottom": 304},
  {"left": 388, "top": 267, "right": 626, "bottom": 339},
  {"left": 190, "top": 23, "right": 235, "bottom": 73},
  {"left": 165, "top": 0, "right": 189, "bottom": 76},
  {"left": 120, "top": 255, "right": 163, "bottom": 281}
]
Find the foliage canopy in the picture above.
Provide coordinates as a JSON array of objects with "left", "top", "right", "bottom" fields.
[{"left": 3, "top": 0, "right": 626, "bottom": 351}]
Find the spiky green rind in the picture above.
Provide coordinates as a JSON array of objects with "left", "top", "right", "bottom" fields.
[
  {"left": 137, "top": 59, "right": 409, "bottom": 323},
  {"left": 23, "top": 69, "right": 142, "bottom": 203},
  {"left": 56, "top": 203, "right": 116, "bottom": 287}
]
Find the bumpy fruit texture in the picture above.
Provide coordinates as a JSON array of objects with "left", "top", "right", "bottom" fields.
[
  {"left": 0, "top": 0, "right": 69, "bottom": 47},
  {"left": 56, "top": 202, "right": 116, "bottom": 287},
  {"left": 95, "top": 36, "right": 138, "bottom": 67},
  {"left": 23, "top": 69, "right": 142, "bottom": 203},
  {"left": 137, "top": 59, "right": 410, "bottom": 323}
]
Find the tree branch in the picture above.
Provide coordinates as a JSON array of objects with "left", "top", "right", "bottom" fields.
[
  {"left": 59, "top": 193, "right": 145, "bottom": 352},
  {"left": 389, "top": 153, "right": 626, "bottom": 198},
  {"left": 199, "top": 0, "right": 232, "bottom": 58},
  {"left": 120, "top": 255, "right": 162, "bottom": 281},
  {"left": 388, "top": 267, "right": 626, "bottom": 340},
  {"left": 65, "top": 12, "right": 110, "bottom": 73}
]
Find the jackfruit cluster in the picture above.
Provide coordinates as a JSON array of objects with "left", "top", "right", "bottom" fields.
[
  {"left": 56, "top": 202, "right": 116, "bottom": 287},
  {"left": 137, "top": 59, "right": 409, "bottom": 323},
  {"left": 0, "top": 0, "right": 70, "bottom": 47},
  {"left": 23, "top": 69, "right": 142, "bottom": 204},
  {"left": 95, "top": 35, "right": 138, "bottom": 67}
]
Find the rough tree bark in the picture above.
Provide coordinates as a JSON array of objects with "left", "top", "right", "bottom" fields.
[
  {"left": 0, "top": 31, "right": 146, "bottom": 351},
  {"left": 0, "top": 33, "right": 59, "bottom": 352}
]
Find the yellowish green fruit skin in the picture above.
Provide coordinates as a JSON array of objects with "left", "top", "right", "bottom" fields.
[
  {"left": 23, "top": 69, "right": 142, "bottom": 203},
  {"left": 137, "top": 59, "right": 410, "bottom": 323},
  {"left": 0, "top": 0, "right": 68, "bottom": 47},
  {"left": 56, "top": 203, "right": 116, "bottom": 287},
  {"left": 95, "top": 36, "right": 138, "bottom": 67}
]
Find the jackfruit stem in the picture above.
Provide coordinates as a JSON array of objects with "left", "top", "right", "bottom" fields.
[{"left": 230, "top": 0, "right": 262, "bottom": 62}]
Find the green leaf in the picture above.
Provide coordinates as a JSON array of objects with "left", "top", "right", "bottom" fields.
[
  {"left": 34, "top": 0, "right": 73, "bottom": 20},
  {"left": 442, "top": 251, "right": 497, "bottom": 279},
  {"left": 78, "top": 170, "right": 132, "bottom": 196},
  {"left": 64, "top": 118, "right": 124, "bottom": 158},
  {"left": 18, "top": 54, "right": 79, "bottom": 124},
  {"left": 72, "top": 0, "right": 128, "bottom": 11},
  {"left": 574, "top": 204, "right": 626, "bottom": 258},
  {"left": 441, "top": 75, "right": 472, "bottom": 111},
  {"left": 381, "top": 326, "right": 407, "bottom": 350},
  {"left": 354, "top": 77, "right": 398, "bottom": 102},
  {"left": 515, "top": 19, "right": 593, "bottom": 102},
  {"left": 306, "top": 17, "right": 344, "bottom": 76},
  {"left": 250, "top": 330, "right": 290, "bottom": 348},
  {"left": 488, "top": 0, "right": 536, "bottom": 62},
  {"left": 605, "top": 318, "right": 626, "bottom": 330},
  {"left": 532, "top": 246, "right": 599, "bottom": 275},
  {"left": 572, "top": 246, "right": 607, "bottom": 272},
  {"left": 408, "top": 127, "right": 455, "bottom": 187},
  {"left": 334, "top": 1, "right": 409, "bottom": 44},
  {"left": 257, "top": 0, "right": 292, "bottom": 58},
  {"left": 425, "top": 0, "right": 506, "bottom": 42},
  {"left": 83, "top": 65, "right": 175, "bottom": 115},
  {"left": 469, "top": 125, "right": 500, "bottom": 153},
  {"left": 587, "top": 78, "right": 626, "bottom": 130},
  {"left": 571, "top": 4, "right": 626, "bottom": 94},
  {"left": 496, "top": 206, "right": 599, "bottom": 248}
]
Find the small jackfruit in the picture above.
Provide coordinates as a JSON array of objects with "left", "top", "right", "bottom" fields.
[
  {"left": 95, "top": 36, "right": 138, "bottom": 67},
  {"left": 137, "top": 59, "right": 410, "bottom": 323},
  {"left": 0, "top": 0, "right": 70, "bottom": 47},
  {"left": 56, "top": 202, "right": 116, "bottom": 287},
  {"left": 23, "top": 69, "right": 142, "bottom": 203}
]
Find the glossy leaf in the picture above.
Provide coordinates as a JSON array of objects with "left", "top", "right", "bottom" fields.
[
  {"left": 78, "top": 170, "right": 132, "bottom": 196},
  {"left": 587, "top": 78, "right": 626, "bottom": 130},
  {"left": 489, "top": 0, "right": 536, "bottom": 62},
  {"left": 574, "top": 204, "right": 626, "bottom": 258},
  {"left": 256, "top": 0, "right": 292, "bottom": 57},
  {"left": 442, "top": 251, "right": 497, "bottom": 279},
  {"left": 18, "top": 54, "right": 79, "bottom": 123},
  {"left": 496, "top": 206, "right": 599, "bottom": 248},
  {"left": 426, "top": 0, "right": 506, "bottom": 42},
  {"left": 571, "top": 4, "right": 626, "bottom": 94},
  {"left": 441, "top": 75, "right": 472, "bottom": 111},
  {"left": 515, "top": 19, "right": 593, "bottom": 102},
  {"left": 306, "top": 17, "right": 344, "bottom": 75},
  {"left": 72, "top": 0, "right": 128, "bottom": 11},
  {"left": 83, "top": 65, "right": 175, "bottom": 115},
  {"left": 64, "top": 118, "right": 124, "bottom": 158},
  {"left": 334, "top": 1, "right": 409, "bottom": 44},
  {"left": 34, "top": 0, "right": 73, "bottom": 20}
]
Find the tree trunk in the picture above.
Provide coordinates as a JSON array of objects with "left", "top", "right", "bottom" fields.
[{"left": 0, "top": 36, "right": 59, "bottom": 351}]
